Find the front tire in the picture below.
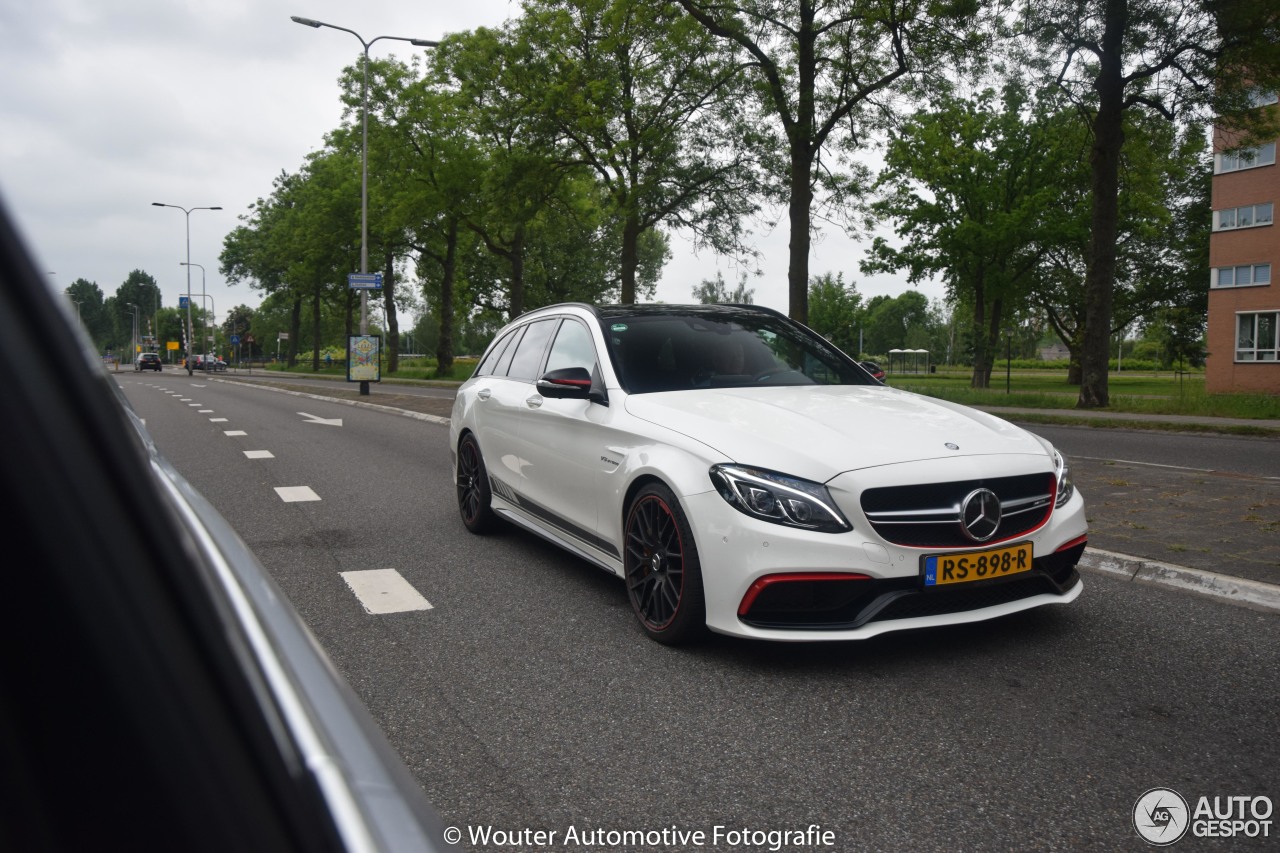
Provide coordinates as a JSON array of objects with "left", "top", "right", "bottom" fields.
[
  {"left": 456, "top": 434, "right": 496, "bottom": 534},
  {"left": 623, "top": 483, "right": 706, "bottom": 645}
]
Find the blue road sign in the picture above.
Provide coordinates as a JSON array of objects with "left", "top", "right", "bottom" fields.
[{"left": 347, "top": 272, "right": 383, "bottom": 289}]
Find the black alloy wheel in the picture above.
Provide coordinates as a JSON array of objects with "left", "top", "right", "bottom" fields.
[
  {"left": 623, "top": 483, "right": 706, "bottom": 645},
  {"left": 456, "top": 434, "right": 495, "bottom": 534}
]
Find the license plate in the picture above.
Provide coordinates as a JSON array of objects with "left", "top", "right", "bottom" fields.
[{"left": 922, "top": 542, "right": 1033, "bottom": 587}]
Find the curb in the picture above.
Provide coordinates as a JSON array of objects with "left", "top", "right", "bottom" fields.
[{"left": 1079, "top": 547, "right": 1280, "bottom": 614}]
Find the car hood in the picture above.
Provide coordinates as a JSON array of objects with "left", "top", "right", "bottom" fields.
[{"left": 623, "top": 385, "right": 1049, "bottom": 482}]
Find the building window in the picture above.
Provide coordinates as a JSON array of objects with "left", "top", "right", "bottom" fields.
[
  {"left": 1213, "top": 263, "right": 1272, "bottom": 288},
  {"left": 1214, "top": 202, "right": 1274, "bottom": 231},
  {"left": 1248, "top": 89, "right": 1279, "bottom": 108},
  {"left": 1216, "top": 142, "right": 1277, "bottom": 174},
  {"left": 1236, "top": 312, "right": 1279, "bottom": 361}
]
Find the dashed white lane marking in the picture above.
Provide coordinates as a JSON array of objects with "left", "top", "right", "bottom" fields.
[
  {"left": 275, "top": 486, "right": 320, "bottom": 502},
  {"left": 244, "top": 450, "right": 274, "bottom": 459},
  {"left": 199, "top": 409, "right": 213, "bottom": 413},
  {"left": 224, "top": 430, "right": 247, "bottom": 437},
  {"left": 340, "top": 569, "right": 433, "bottom": 614},
  {"left": 188, "top": 403, "right": 202, "bottom": 407},
  {"left": 210, "top": 417, "right": 228, "bottom": 423}
]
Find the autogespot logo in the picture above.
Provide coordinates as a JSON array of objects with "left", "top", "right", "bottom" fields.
[{"left": 1134, "top": 788, "right": 1191, "bottom": 846}]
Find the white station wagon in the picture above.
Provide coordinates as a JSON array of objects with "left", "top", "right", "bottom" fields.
[{"left": 451, "top": 303, "right": 1087, "bottom": 644}]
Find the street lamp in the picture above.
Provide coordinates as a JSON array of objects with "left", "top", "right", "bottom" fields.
[
  {"left": 180, "top": 262, "right": 210, "bottom": 357},
  {"left": 291, "top": 15, "right": 437, "bottom": 395},
  {"left": 152, "top": 202, "right": 221, "bottom": 374},
  {"left": 127, "top": 303, "right": 140, "bottom": 365}
]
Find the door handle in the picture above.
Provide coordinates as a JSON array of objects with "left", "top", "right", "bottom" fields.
[
  {"left": 477, "top": 388, "right": 491, "bottom": 400},
  {"left": 525, "top": 395, "right": 543, "bottom": 409}
]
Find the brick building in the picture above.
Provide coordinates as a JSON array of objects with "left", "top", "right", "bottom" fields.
[{"left": 1206, "top": 90, "right": 1279, "bottom": 394}]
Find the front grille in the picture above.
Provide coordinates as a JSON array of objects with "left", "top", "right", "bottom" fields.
[{"left": 860, "top": 473, "right": 1054, "bottom": 548}]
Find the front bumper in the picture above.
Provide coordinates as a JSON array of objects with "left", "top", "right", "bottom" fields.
[{"left": 684, "top": 483, "right": 1087, "bottom": 642}]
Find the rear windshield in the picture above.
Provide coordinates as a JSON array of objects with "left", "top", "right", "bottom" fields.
[{"left": 598, "top": 310, "right": 871, "bottom": 394}]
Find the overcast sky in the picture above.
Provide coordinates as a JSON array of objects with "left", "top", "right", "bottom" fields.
[{"left": 0, "top": 0, "right": 932, "bottom": 330}]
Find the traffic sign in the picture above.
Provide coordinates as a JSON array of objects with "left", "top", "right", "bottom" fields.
[{"left": 347, "top": 272, "right": 383, "bottom": 290}]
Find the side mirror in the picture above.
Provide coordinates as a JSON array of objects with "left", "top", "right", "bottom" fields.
[{"left": 536, "top": 366, "right": 593, "bottom": 399}]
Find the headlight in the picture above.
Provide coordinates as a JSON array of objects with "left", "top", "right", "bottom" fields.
[
  {"left": 1054, "top": 450, "right": 1074, "bottom": 508},
  {"left": 709, "top": 464, "right": 851, "bottom": 533}
]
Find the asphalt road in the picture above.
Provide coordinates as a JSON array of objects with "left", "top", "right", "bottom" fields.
[{"left": 116, "top": 373, "right": 1279, "bottom": 852}]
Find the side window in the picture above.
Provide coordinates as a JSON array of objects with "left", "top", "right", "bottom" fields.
[
  {"left": 475, "top": 330, "right": 516, "bottom": 377},
  {"left": 506, "top": 319, "right": 558, "bottom": 381},
  {"left": 493, "top": 326, "right": 526, "bottom": 377},
  {"left": 544, "top": 320, "right": 598, "bottom": 375}
]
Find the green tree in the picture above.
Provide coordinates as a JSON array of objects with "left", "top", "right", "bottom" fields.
[
  {"left": 693, "top": 270, "right": 755, "bottom": 304},
  {"left": 805, "top": 273, "right": 862, "bottom": 356},
  {"left": 1018, "top": 0, "right": 1280, "bottom": 407},
  {"left": 864, "top": 86, "right": 1069, "bottom": 386},
  {"left": 675, "top": 0, "right": 983, "bottom": 324},
  {"left": 529, "top": 0, "right": 757, "bottom": 303},
  {"left": 64, "top": 278, "right": 107, "bottom": 350},
  {"left": 863, "top": 291, "right": 931, "bottom": 358}
]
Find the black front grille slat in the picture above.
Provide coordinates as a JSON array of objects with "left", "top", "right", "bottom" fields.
[{"left": 860, "top": 473, "right": 1054, "bottom": 548}]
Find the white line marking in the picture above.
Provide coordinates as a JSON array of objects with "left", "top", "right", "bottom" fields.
[
  {"left": 224, "top": 430, "right": 248, "bottom": 437},
  {"left": 298, "top": 411, "right": 343, "bottom": 427},
  {"left": 209, "top": 417, "right": 228, "bottom": 423},
  {"left": 275, "top": 486, "right": 320, "bottom": 502},
  {"left": 1074, "top": 455, "right": 1214, "bottom": 473},
  {"left": 188, "top": 403, "right": 202, "bottom": 407},
  {"left": 199, "top": 409, "right": 213, "bottom": 413},
  {"left": 244, "top": 450, "right": 274, "bottom": 459},
  {"left": 340, "top": 569, "right": 433, "bottom": 614},
  {"left": 1074, "top": 455, "right": 1280, "bottom": 482}
]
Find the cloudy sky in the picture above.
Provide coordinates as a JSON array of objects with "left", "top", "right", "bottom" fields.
[{"left": 0, "top": 0, "right": 931, "bottom": 329}]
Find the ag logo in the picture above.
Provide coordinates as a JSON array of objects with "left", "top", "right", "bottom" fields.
[{"left": 1134, "top": 788, "right": 1190, "bottom": 845}]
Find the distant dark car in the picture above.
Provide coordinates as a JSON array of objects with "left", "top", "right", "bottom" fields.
[
  {"left": 0, "top": 196, "right": 456, "bottom": 851},
  {"left": 135, "top": 352, "right": 162, "bottom": 372},
  {"left": 196, "top": 353, "right": 227, "bottom": 372},
  {"left": 860, "top": 360, "right": 886, "bottom": 381}
]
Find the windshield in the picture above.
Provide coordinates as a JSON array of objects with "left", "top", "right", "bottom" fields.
[{"left": 598, "top": 307, "right": 873, "bottom": 393}]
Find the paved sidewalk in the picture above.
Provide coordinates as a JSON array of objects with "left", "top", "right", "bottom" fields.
[{"left": 219, "top": 376, "right": 1280, "bottom": 613}]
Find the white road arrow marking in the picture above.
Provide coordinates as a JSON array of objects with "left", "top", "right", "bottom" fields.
[{"left": 298, "top": 411, "right": 343, "bottom": 427}]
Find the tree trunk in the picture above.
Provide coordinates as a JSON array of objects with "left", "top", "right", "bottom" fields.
[
  {"left": 288, "top": 296, "right": 301, "bottom": 368},
  {"left": 382, "top": 248, "right": 399, "bottom": 373},
  {"left": 311, "top": 287, "right": 322, "bottom": 372},
  {"left": 1077, "top": 0, "right": 1127, "bottom": 409},
  {"left": 787, "top": 145, "right": 814, "bottom": 325},
  {"left": 984, "top": 298, "right": 1005, "bottom": 389},
  {"left": 436, "top": 219, "right": 458, "bottom": 375},
  {"left": 787, "top": 5, "right": 817, "bottom": 325},
  {"left": 620, "top": 213, "right": 641, "bottom": 305},
  {"left": 509, "top": 225, "right": 526, "bottom": 318},
  {"left": 970, "top": 273, "right": 989, "bottom": 388}
]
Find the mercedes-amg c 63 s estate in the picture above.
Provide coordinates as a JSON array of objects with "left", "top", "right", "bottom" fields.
[{"left": 451, "top": 303, "right": 1087, "bottom": 645}]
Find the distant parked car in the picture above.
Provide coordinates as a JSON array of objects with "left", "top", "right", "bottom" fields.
[
  {"left": 135, "top": 352, "right": 162, "bottom": 372},
  {"left": 860, "top": 360, "right": 885, "bottom": 381},
  {"left": 203, "top": 353, "right": 227, "bottom": 372}
]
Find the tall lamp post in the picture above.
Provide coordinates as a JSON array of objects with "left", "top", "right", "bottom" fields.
[
  {"left": 180, "top": 262, "right": 210, "bottom": 358},
  {"left": 152, "top": 202, "right": 220, "bottom": 374},
  {"left": 291, "top": 15, "right": 437, "bottom": 396},
  {"left": 127, "top": 303, "right": 139, "bottom": 365}
]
